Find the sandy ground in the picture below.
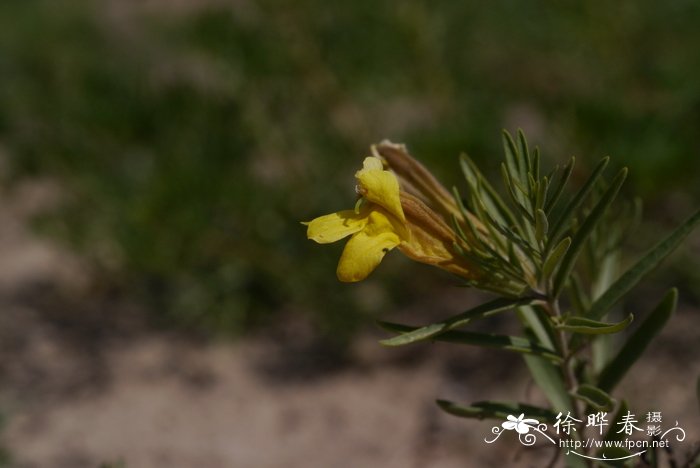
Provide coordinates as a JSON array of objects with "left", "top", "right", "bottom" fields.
[{"left": 0, "top": 181, "right": 698, "bottom": 468}]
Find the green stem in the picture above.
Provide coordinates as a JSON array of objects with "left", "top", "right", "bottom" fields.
[{"left": 544, "top": 295, "right": 592, "bottom": 467}]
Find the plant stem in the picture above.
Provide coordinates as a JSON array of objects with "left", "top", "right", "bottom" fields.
[
  {"left": 548, "top": 297, "right": 579, "bottom": 406},
  {"left": 544, "top": 294, "right": 591, "bottom": 466}
]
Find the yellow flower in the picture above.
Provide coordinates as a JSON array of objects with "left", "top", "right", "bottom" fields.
[
  {"left": 305, "top": 157, "right": 409, "bottom": 282},
  {"left": 305, "top": 155, "right": 480, "bottom": 282}
]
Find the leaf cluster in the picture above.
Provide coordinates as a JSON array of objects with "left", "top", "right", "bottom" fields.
[{"left": 381, "top": 130, "right": 700, "bottom": 463}]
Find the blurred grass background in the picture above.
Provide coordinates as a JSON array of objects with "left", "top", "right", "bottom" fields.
[{"left": 0, "top": 0, "right": 698, "bottom": 342}]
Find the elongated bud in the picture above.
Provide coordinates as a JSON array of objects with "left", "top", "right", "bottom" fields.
[
  {"left": 397, "top": 192, "right": 480, "bottom": 280},
  {"left": 373, "top": 141, "right": 460, "bottom": 222}
]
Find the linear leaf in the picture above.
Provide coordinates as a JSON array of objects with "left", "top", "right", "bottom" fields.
[
  {"left": 547, "top": 156, "right": 609, "bottom": 248},
  {"left": 588, "top": 210, "right": 700, "bottom": 320},
  {"left": 556, "top": 314, "right": 633, "bottom": 335},
  {"left": 545, "top": 156, "right": 574, "bottom": 213},
  {"left": 503, "top": 130, "right": 526, "bottom": 188},
  {"left": 501, "top": 163, "right": 534, "bottom": 222},
  {"left": 522, "top": 354, "right": 571, "bottom": 413},
  {"left": 379, "top": 322, "right": 561, "bottom": 362},
  {"left": 536, "top": 174, "right": 547, "bottom": 211},
  {"left": 542, "top": 237, "right": 571, "bottom": 278},
  {"left": 517, "top": 306, "right": 572, "bottom": 412},
  {"left": 569, "top": 273, "right": 590, "bottom": 316},
  {"left": 535, "top": 208, "right": 548, "bottom": 243},
  {"left": 460, "top": 155, "right": 519, "bottom": 228},
  {"left": 377, "top": 297, "right": 535, "bottom": 346},
  {"left": 597, "top": 289, "right": 677, "bottom": 392},
  {"left": 552, "top": 168, "right": 627, "bottom": 297},
  {"left": 532, "top": 146, "right": 540, "bottom": 181},
  {"left": 528, "top": 173, "right": 538, "bottom": 209},
  {"left": 571, "top": 384, "right": 616, "bottom": 411},
  {"left": 436, "top": 399, "right": 558, "bottom": 422},
  {"left": 517, "top": 129, "right": 531, "bottom": 180}
]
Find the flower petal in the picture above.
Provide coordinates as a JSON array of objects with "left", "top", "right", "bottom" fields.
[
  {"left": 336, "top": 210, "right": 401, "bottom": 282},
  {"left": 304, "top": 210, "right": 367, "bottom": 244},
  {"left": 356, "top": 157, "right": 405, "bottom": 222},
  {"left": 361, "top": 156, "right": 384, "bottom": 171},
  {"left": 515, "top": 423, "right": 531, "bottom": 434},
  {"left": 502, "top": 422, "right": 517, "bottom": 430}
]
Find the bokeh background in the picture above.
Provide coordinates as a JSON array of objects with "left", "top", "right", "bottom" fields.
[{"left": 0, "top": 1, "right": 698, "bottom": 467}]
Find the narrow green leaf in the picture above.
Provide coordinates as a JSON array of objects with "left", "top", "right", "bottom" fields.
[
  {"left": 556, "top": 314, "right": 633, "bottom": 335},
  {"left": 379, "top": 322, "right": 561, "bottom": 362},
  {"left": 535, "top": 209, "right": 548, "bottom": 243},
  {"left": 597, "top": 289, "right": 677, "bottom": 392},
  {"left": 522, "top": 354, "right": 571, "bottom": 413},
  {"left": 518, "top": 306, "right": 570, "bottom": 412},
  {"left": 451, "top": 212, "right": 471, "bottom": 244},
  {"left": 518, "top": 304, "right": 557, "bottom": 352},
  {"left": 536, "top": 175, "right": 548, "bottom": 211},
  {"left": 471, "top": 194, "right": 509, "bottom": 253},
  {"left": 502, "top": 131, "right": 531, "bottom": 211},
  {"left": 501, "top": 163, "right": 533, "bottom": 221},
  {"left": 542, "top": 237, "right": 571, "bottom": 277},
  {"left": 377, "top": 322, "right": 444, "bottom": 346},
  {"left": 502, "top": 130, "right": 522, "bottom": 183},
  {"left": 460, "top": 155, "right": 519, "bottom": 228},
  {"left": 591, "top": 249, "right": 621, "bottom": 301},
  {"left": 571, "top": 384, "right": 616, "bottom": 411},
  {"left": 545, "top": 156, "right": 574, "bottom": 214},
  {"left": 568, "top": 274, "right": 590, "bottom": 318},
  {"left": 471, "top": 204, "right": 540, "bottom": 259},
  {"left": 527, "top": 175, "right": 538, "bottom": 215},
  {"left": 436, "top": 399, "right": 557, "bottom": 422},
  {"left": 532, "top": 146, "right": 540, "bottom": 181},
  {"left": 377, "top": 297, "right": 535, "bottom": 346},
  {"left": 592, "top": 334, "right": 613, "bottom": 375},
  {"left": 547, "top": 156, "right": 609, "bottom": 248},
  {"left": 516, "top": 129, "right": 531, "bottom": 179},
  {"left": 588, "top": 210, "right": 700, "bottom": 320},
  {"left": 451, "top": 192, "right": 491, "bottom": 256},
  {"left": 528, "top": 173, "right": 537, "bottom": 198},
  {"left": 552, "top": 168, "right": 628, "bottom": 297},
  {"left": 507, "top": 241, "right": 525, "bottom": 276}
]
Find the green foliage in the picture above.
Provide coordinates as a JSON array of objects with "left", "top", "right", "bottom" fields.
[
  {"left": 555, "top": 315, "right": 633, "bottom": 335},
  {"left": 381, "top": 130, "right": 698, "bottom": 463},
  {"left": 597, "top": 289, "right": 677, "bottom": 392},
  {"left": 570, "top": 384, "right": 616, "bottom": 412},
  {"left": 377, "top": 297, "right": 535, "bottom": 346},
  {"left": 436, "top": 399, "right": 558, "bottom": 422},
  {"left": 587, "top": 213, "right": 700, "bottom": 320},
  {"left": 379, "top": 321, "right": 561, "bottom": 362}
]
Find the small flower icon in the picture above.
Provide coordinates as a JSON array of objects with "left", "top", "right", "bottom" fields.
[{"left": 502, "top": 414, "right": 539, "bottom": 434}]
